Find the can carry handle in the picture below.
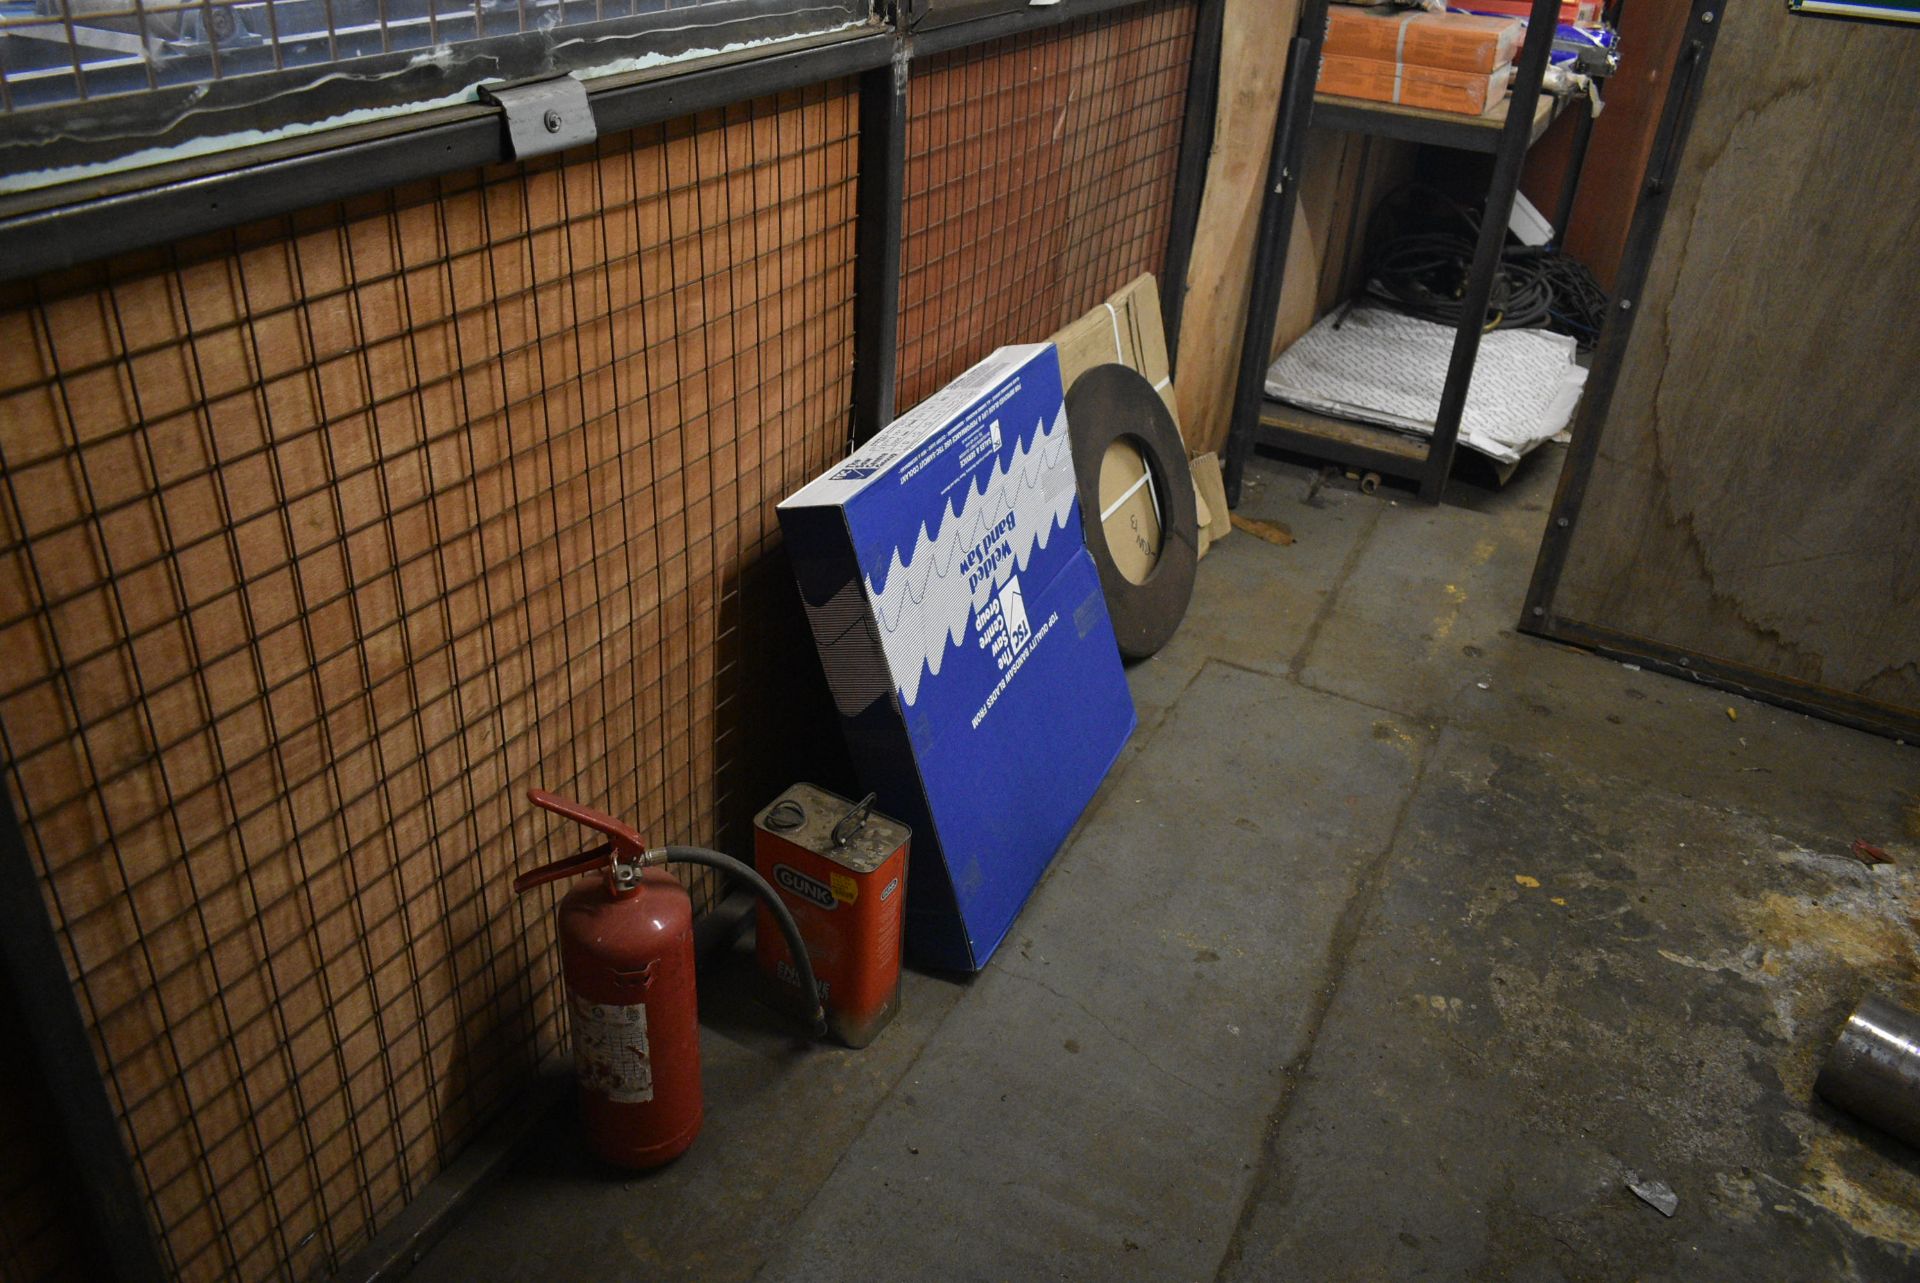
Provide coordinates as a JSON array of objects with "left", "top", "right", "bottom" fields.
[
  {"left": 830, "top": 792, "right": 878, "bottom": 849},
  {"left": 512, "top": 789, "right": 650, "bottom": 894}
]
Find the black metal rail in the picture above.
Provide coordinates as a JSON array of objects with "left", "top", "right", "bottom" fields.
[
  {"left": 1414, "top": 0, "right": 1561, "bottom": 499},
  {"left": 849, "top": 40, "right": 907, "bottom": 447},
  {"left": 911, "top": 0, "right": 1170, "bottom": 54},
  {"left": 1218, "top": 0, "right": 1328, "bottom": 506},
  {"left": 1158, "top": 0, "right": 1223, "bottom": 366}
]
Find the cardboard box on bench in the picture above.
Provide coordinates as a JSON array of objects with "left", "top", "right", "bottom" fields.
[{"left": 1318, "top": 52, "right": 1515, "bottom": 116}]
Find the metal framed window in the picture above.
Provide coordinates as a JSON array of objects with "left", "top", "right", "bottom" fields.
[{"left": 0, "top": 0, "right": 869, "bottom": 191}]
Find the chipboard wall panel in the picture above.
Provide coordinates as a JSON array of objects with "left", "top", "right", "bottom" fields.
[{"left": 0, "top": 83, "right": 858, "bottom": 1280}]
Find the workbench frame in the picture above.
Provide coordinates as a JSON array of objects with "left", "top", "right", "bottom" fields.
[{"left": 1220, "top": 0, "right": 1566, "bottom": 505}]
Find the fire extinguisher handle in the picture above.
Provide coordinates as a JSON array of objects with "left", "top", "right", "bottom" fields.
[
  {"left": 514, "top": 789, "right": 653, "bottom": 896},
  {"left": 528, "top": 788, "right": 648, "bottom": 854},
  {"left": 529, "top": 783, "right": 648, "bottom": 852},
  {"left": 511, "top": 841, "right": 614, "bottom": 896}
]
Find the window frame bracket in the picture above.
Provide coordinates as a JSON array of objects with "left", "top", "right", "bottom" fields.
[{"left": 478, "top": 75, "right": 599, "bottom": 161}]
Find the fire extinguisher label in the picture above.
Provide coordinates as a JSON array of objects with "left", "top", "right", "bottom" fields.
[{"left": 568, "top": 994, "right": 654, "bottom": 1103}]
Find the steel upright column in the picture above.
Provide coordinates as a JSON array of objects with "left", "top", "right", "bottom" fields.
[
  {"left": 849, "top": 40, "right": 910, "bottom": 447},
  {"left": 1160, "top": 0, "right": 1227, "bottom": 365},
  {"left": 1220, "top": 0, "right": 1330, "bottom": 506},
  {"left": 1414, "top": 0, "right": 1561, "bottom": 499}
]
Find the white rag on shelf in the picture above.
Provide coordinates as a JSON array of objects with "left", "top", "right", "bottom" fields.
[{"left": 1264, "top": 306, "right": 1587, "bottom": 466}]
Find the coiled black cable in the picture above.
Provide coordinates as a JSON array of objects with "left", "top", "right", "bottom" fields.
[
  {"left": 1530, "top": 246, "right": 1610, "bottom": 345},
  {"left": 1357, "top": 183, "right": 1608, "bottom": 346}
]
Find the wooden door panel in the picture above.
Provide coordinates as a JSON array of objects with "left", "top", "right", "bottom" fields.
[{"left": 1544, "top": 0, "right": 1920, "bottom": 725}]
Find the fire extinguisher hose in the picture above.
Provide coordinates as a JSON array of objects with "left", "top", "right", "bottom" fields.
[{"left": 655, "top": 846, "right": 828, "bottom": 1039}]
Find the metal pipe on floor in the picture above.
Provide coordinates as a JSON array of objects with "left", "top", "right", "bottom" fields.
[{"left": 1816, "top": 993, "right": 1920, "bottom": 1150}]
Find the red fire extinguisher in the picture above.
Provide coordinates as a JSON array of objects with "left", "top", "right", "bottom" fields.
[{"left": 514, "top": 789, "right": 825, "bottom": 1168}]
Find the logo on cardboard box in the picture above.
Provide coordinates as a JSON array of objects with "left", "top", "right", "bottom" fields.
[
  {"left": 998, "top": 576, "right": 1031, "bottom": 652},
  {"left": 865, "top": 405, "right": 1077, "bottom": 706},
  {"left": 833, "top": 452, "right": 897, "bottom": 481}
]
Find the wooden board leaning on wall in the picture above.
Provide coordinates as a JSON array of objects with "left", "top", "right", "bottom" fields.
[{"left": 1174, "top": 0, "right": 1302, "bottom": 455}]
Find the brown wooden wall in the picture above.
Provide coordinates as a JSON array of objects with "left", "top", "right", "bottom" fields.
[
  {"left": 0, "top": 82, "right": 858, "bottom": 1280},
  {"left": 0, "top": 8, "right": 1209, "bottom": 1276},
  {"left": 1534, "top": 2, "right": 1920, "bottom": 733},
  {"left": 1269, "top": 128, "right": 1414, "bottom": 363},
  {"left": 897, "top": 0, "right": 1196, "bottom": 410}
]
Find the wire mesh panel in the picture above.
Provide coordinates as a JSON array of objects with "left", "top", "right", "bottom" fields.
[
  {"left": 896, "top": 0, "right": 1196, "bottom": 410},
  {"left": 0, "top": 78, "right": 856, "bottom": 1281}
]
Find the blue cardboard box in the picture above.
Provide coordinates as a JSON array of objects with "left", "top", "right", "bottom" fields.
[{"left": 778, "top": 344, "right": 1136, "bottom": 971}]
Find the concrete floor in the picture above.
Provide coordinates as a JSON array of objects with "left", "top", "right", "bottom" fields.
[{"left": 413, "top": 451, "right": 1920, "bottom": 1282}]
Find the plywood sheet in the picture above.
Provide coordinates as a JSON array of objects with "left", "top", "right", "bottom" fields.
[
  {"left": 1270, "top": 128, "right": 1416, "bottom": 362},
  {"left": 1551, "top": 3, "right": 1920, "bottom": 719},
  {"left": 1174, "top": 0, "right": 1303, "bottom": 454}
]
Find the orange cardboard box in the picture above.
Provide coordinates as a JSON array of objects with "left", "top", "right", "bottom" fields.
[
  {"left": 1455, "top": 0, "right": 1601, "bottom": 25},
  {"left": 1324, "top": 8, "right": 1522, "bottom": 75},
  {"left": 1318, "top": 52, "right": 1515, "bottom": 116}
]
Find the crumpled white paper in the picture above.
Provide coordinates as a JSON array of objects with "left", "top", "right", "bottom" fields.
[{"left": 1264, "top": 306, "right": 1588, "bottom": 466}]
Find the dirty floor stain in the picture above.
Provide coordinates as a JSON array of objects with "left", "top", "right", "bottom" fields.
[{"left": 1800, "top": 1131, "right": 1920, "bottom": 1252}]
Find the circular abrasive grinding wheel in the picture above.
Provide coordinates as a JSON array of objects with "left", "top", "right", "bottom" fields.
[{"left": 1065, "top": 363, "right": 1198, "bottom": 660}]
